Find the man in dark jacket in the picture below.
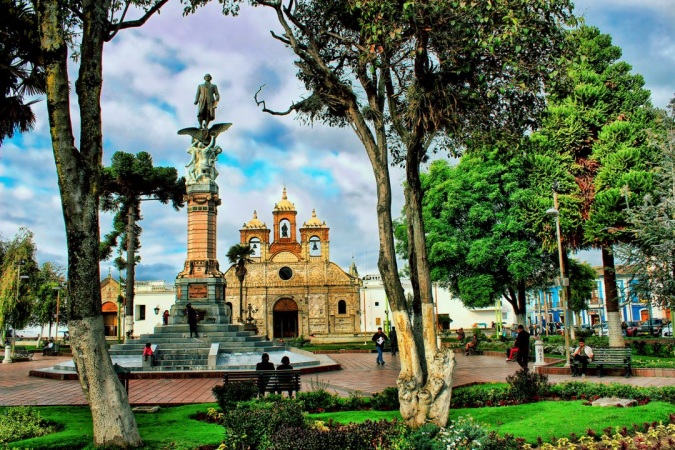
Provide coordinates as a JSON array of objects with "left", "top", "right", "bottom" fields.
[
  {"left": 514, "top": 324, "right": 530, "bottom": 370},
  {"left": 186, "top": 303, "right": 199, "bottom": 338},
  {"left": 372, "top": 327, "right": 388, "bottom": 366}
]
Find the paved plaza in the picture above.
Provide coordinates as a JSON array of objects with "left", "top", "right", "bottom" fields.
[{"left": 2, "top": 351, "right": 674, "bottom": 407}]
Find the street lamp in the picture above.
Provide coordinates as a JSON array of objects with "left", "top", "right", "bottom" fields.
[
  {"left": 546, "top": 194, "right": 572, "bottom": 367},
  {"left": 53, "top": 286, "right": 62, "bottom": 344}
]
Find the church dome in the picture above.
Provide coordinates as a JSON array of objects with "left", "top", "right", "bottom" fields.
[
  {"left": 303, "top": 209, "right": 325, "bottom": 227},
  {"left": 273, "top": 187, "right": 296, "bottom": 212},
  {"left": 243, "top": 210, "right": 266, "bottom": 229}
]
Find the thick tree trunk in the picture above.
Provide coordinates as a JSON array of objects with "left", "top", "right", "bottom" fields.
[
  {"left": 396, "top": 153, "right": 455, "bottom": 428},
  {"left": 602, "top": 246, "right": 625, "bottom": 347},
  {"left": 36, "top": 0, "right": 142, "bottom": 446}
]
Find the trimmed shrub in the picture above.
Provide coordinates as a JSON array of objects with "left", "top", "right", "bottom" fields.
[
  {"left": 370, "top": 386, "right": 400, "bottom": 411},
  {"left": 212, "top": 380, "right": 259, "bottom": 411},
  {"left": 267, "top": 420, "right": 402, "bottom": 450},
  {"left": 297, "top": 388, "right": 338, "bottom": 413},
  {"left": 222, "top": 398, "right": 306, "bottom": 449},
  {"left": 0, "top": 406, "right": 56, "bottom": 443},
  {"left": 451, "top": 383, "right": 511, "bottom": 408},
  {"left": 506, "top": 369, "right": 550, "bottom": 402}
]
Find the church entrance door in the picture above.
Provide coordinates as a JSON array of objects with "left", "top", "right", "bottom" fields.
[{"left": 273, "top": 298, "right": 298, "bottom": 338}]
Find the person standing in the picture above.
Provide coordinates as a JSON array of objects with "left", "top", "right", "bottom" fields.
[
  {"left": 372, "top": 327, "right": 388, "bottom": 366},
  {"left": 162, "top": 310, "right": 170, "bottom": 326},
  {"left": 186, "top": 303, "right": 199, "bottom": 338},
  {"left": 514, "top": 324, "right": 530, "bottom": 370},
  {"left": 389, "top": 326, "right": 399, "bottom": 356},
  {"left": 572, "top": 338, "right": 594, "bottom": 378}
]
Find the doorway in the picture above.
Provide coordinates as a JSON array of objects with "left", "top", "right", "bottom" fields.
[{"left": 273, "top": 298, "right": 298, "bottom": 338}]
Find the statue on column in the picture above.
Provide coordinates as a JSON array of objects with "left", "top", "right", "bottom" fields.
[{"left": 179, "top": 73, "right": 232, "bottom": 185}]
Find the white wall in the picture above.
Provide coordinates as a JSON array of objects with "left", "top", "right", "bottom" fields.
[
  {"left": 360, "top": 274, "right": 510, "bottom": 333},
  {"left": 131, "top": 281, "right": 175, "bottom": 337}
]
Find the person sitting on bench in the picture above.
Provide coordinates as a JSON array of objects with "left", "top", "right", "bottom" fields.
[
  {"left": 465, "top": 335, "right": 478, "bottom": 354},
  {"left": 42, "top": 338, "right": 55, "bottom": 356},
  {"left": 255, "top": 353, "right": 275, "bottom": 397},
  {"left": 276, "top": 356, "right": 294, "bottom": 397},
  {"left": 572, "top": 338, "right": 594, "bottom": 377}
]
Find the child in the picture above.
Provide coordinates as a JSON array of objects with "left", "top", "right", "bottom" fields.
[{"left": 143, "top": 342, "right": 154, "bottom": 361}]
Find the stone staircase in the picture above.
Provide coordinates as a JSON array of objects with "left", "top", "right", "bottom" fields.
[{"left": 108, "top": 323, "right": 284, "bottom": 371}]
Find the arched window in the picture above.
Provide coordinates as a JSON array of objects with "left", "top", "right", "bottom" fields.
[
  {"left": 338, "top": 300, "right": 347, "bottom": 315},
  {"left": 249, "top": 237, "right": 261, "bottom": 257},
  {"left": 279, "top": 219, "right": 291, "bottom": 238},
  {"left": 309, "top": 236, "right": 321, "bottom": 256}
]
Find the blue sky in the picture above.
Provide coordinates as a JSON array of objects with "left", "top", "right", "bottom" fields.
[{"left": 1, "top": 0, "right": 673, "bottom": 283}]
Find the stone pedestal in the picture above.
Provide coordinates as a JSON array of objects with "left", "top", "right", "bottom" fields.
[
  {"left": 173, "top": 181, "right": 230, "bottom": 325},
  {"left": 534, "top": 339, "right": 545, "bottom": 367}
]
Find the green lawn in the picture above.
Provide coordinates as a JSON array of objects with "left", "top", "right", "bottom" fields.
[
  {"left": 7, "top": 404, "right": 223, "bottom": 450},
  {"left": 6, "top": 400, "right": 674, "bottom": 448}
]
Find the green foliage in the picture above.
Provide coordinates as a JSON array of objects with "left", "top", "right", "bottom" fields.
[
  {"left": 370, "top": 387, "right": 400, "bottom": 411},
  {"left": 0, "top": 228, "right": 38, "bottom": 337},
  {"left": 268, "top": 420, "right": 403, "bottom": 450},
  {"left": 212, "top": 381, "right": 258, "bottom": 410},
  {"left": 451, "top": 384, "right": 511, "bottom": 408},
  {"left": 297, "top": 388, "right": 338, "bottom": 413},
  {"left": 0, "top": 406, "right": 55, "bottom": 443},
  {"left": 342, "top": 391, "right": 367, "bottom": 411},
  {"left": 506, "top": 370, "right": 550, "bottom": 403},
  {"left": 221, "top": 398, "right": 306, "bottom": 450}
]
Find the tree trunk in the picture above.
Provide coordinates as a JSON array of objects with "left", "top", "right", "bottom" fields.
[
  {"left": 396, "top": 152, "right": 455, "bottom": 428},
  {"left": 602, "top": 246, "right": 625, "bottom": 347},
  {"left": 124, "top": 206, "right": 136, "bottom": 341},
  {"left": 36, "top": 0, "right": 142, "bottom": 446}
]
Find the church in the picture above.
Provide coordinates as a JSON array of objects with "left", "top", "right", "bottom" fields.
[{"left": 223, "top": 188, "right": 362, "bottom": 339}]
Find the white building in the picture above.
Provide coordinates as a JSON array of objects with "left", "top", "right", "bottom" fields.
[{"left": 360, "top": 274, "right": 511, "bottom": 333}]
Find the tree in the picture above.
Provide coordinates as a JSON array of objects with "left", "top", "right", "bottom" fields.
[
  {"left": 617, "top": 97, "right": 675, "bottom": 310},
  {"left": 226, "top": 243, "right": 253, "bottom": 323},
  {"left": 524, "top": 26, "right": 658, "bottom": 347},
  {"left": 208, "top": 0, "right": 574, "bottom": 426},
  {"left": 0, "top": 228, "right": 37, "bottom": 344},
  {"left": 100, "top": 151, "right": 185, "bottom": 341},
  {"left": 405, "top": 148, "right": 556, "bottom": 326},
  {"left": 29, "top": 0, "right": 183, "bottom": 445},
  {"left": 28, "top": 261, "right": 66, "bottom": 343},
  {"left": 0, "top": 0, "right": 45, "bottom": 146}
]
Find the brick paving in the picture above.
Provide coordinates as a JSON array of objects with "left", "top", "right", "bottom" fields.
[{"left": 1, "top": 351, "right": 674, "bottom": 407}]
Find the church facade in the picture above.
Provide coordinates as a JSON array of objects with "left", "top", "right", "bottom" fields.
[{"left": 224, "top": 188, "right": 362, "bottom": 338}]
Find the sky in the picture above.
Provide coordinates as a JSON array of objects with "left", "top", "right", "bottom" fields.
[{"left": 1, "top": 0, "right": 674, "bottom": 284}]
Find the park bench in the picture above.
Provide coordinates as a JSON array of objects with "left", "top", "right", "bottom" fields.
[
  {"left": 571, "top": 347, "right": 632, "bottom": 378},
  {"left": 42, "top": 344, "right": 60, "bottom": 356},
  {"left": 13, "top": 347, "right": 33, "bottom": 360},
  {"left": 222, "top": 370, "right": 302, "bottom": 396}
]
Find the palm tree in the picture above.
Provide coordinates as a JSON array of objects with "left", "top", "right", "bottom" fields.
[
  {"left": 0, "top": 0, "right": 45, "bottom": 146},
  {"left": 226, "top": 244, "right": 254, "bottom": 323}
]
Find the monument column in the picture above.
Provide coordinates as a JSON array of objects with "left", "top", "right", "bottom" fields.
[{"left": 172, "top": 73, "right": 232, "bottom": 326}]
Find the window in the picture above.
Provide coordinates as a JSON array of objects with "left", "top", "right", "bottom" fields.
[
  {"left": 136, "top": 304, "right": 146, "bottom": 321},
  {"left": 374, "top": 302, "right": 379, "bottom": 306},
  {"left": 279, "top": 267, "right": 293, "bottom": 280},
  {"left": 376, "top": 318, "right": 381, "bottom": 325},
  {"left": 338, "top": 300, "right": 347, "bottom": 314},
  {"left": 309, "top": 236, "right": 321, "bottom": 256}
]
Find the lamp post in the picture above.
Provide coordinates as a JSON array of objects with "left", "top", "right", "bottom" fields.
[
  {"left": 546, "top": 189, "right": 572, "bottom": 367},
  {"left": 53, "top": 286, "right": 62, "bottom": 344}
]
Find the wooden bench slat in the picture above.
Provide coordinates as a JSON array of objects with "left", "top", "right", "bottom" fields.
[
  {"left": 570, "top": 347, "right": 631, "bottom": 378},
  {"left": 222, "top": 370, "right": 302, "bottom": 395}
]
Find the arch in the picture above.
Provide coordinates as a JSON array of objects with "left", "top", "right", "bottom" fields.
[
  {"left": 249, "top": 237, "right": 261, "bottom": 257},
  {"left": 337, "top": 300, "right": 347, "bottom": 315},
  {"left": 273, "top": 298, "right": 298, "bottom": 338},
  {"left": 101, "top": 302, "right": 118, "bottom": 337},
  {"left": 309, "top": 235, "right": 321, "bottom": 256}
]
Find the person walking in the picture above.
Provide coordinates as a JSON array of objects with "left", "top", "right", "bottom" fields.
[
  {"left": 372, "top": 327, "right": 388, "bottom": 366},
  {"left": 186, "top": 303, "right": 199, "bottom": 338},
  {"left": 514, "top": 324, "right": 530, "bottom": 370},
  {"left": 389, "top": 326, "right": 399, "bottom": 356}
]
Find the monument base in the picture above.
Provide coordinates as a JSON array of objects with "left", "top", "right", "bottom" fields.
[{"left": 172, "top": 277, "right": 230, "bottom": 325}]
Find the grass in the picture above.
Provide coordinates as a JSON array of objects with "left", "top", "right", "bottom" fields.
[
  {"left": 449, "top": 400, "right": 675, "bottom": 444},
  {"left": 6, "top": 404, "right": 223, "bottom": 450},
  {"left": 6, "top": 399, "right": 674, "bottom": 448}
]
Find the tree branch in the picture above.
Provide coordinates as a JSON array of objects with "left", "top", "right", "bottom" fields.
[
  {"left": 254, "top": 84, "right": 299, "bottom": 116},
  {"left": 106, "top": 0, "right": 168, "bottom": 41}
]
